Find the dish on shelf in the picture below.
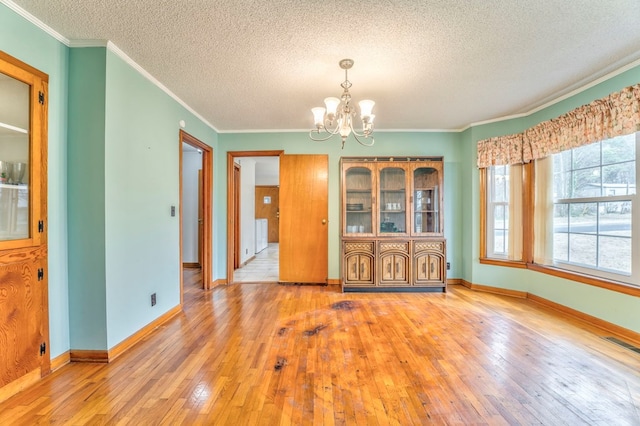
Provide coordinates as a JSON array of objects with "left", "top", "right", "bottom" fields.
[{"left": 346, "top": 203, "right": 363, "bottom": 211}]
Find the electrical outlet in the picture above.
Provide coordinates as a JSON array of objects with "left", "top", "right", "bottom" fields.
[
  {"left": 446, "top": 262, "right": 451, "bottom": 270},
  {"left": 170, "top": 206, "right": 176, "bottom": 217},
  {"left": 151, "top": 293, "right": 157, "bottom": 306}
]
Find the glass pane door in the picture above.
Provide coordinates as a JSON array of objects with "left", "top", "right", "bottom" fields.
[
  {"left": 414, "top": 167, "right": 439, "bottom": 233},
  {"left": 0, "top": 72, "right": 30, "bottom": 241},
  {"left": 379, "top": 166, "right": 406, "bottom": 233},
  {"left": 345, "top": 166, "right": 372, "bottom": 234}
]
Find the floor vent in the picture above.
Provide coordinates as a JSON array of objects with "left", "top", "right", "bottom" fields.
[{"left": 603, "top": 336, "right": 640, "bottom": 355}]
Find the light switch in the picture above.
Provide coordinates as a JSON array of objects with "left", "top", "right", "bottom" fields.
[{"left": 171, "top": 206, "right": 176, "bottom": 217}]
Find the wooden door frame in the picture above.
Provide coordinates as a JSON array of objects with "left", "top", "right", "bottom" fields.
[
  {"left": 179, "top": 130, "right": 213, "bottom": 301},
  {"left": 226, "top": 150, "right": 283, "bottom": 284},
  {"left": 233, "top": 163, "right": 241, "bottom": 269}
]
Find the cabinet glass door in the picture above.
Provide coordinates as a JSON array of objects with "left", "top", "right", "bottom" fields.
[
  {"left": 413, "top": 167, "right": 440, "bottom": 233},
  {"left": 0, "top": 72, "right": 30, "bottom": 241},
  {"left": 379, "top": 166, "right": 406, "bottom": 234},
  {"left": 345, "top": 166, "right": 372, "bottom": 234}
]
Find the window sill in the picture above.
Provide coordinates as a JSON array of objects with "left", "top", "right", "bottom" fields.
[{"left": 479, "top": 258, "right": 527, "bottom": 269}]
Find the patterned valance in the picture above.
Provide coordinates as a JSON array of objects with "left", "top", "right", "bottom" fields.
[{"left": 477, "top": 83, "right": 640, "bottom": 168}]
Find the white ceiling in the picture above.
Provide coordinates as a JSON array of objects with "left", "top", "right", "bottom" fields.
[{"left": 7, "top": 0, "right": 640, "bottom": 132}]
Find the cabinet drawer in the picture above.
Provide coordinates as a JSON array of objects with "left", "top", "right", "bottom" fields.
[{"left": 344, "top": 241, "right": 375, "bottom": 254}]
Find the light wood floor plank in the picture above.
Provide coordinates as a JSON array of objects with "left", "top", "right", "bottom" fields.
[{"left": 1, "top": 270, "right": 639, "bottom": 424}]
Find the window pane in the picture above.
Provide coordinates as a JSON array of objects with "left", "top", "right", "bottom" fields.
[
  {"left": 568, "top": 233, "right": 597, "bottom": 267},
  {"left": 554, "top": 232, "right": 568, "bottom": 262},
  {"left": 598, "top": 236, "right": 631, "bottom": 274},
  {"left": 494, "top": 204, "right": 506, "bottom": 230},
  {"left": 602, "top": 134, "right": 635, "bottom": 165},
  {"left": 572, "top": 167, "right": 601, "bottom": 197},
  {"left": 554, "top": 171, "right": 571, "bottom": 199},
  {"left": 493, "top": 169, "right": 507, "bottom": 202},
  {"left": 494, "top": 229, "right": 505, "bottom": 254},
  {"left": 572, "top": 142, "right": 600, "bottom": 169},
  {"left": 599, "top": 202, "right": 631, "bottom": 237},
  {"left": 602, "top": 162, "right": 635, "bottom": 195},
  {"left": 569, "top": 203, "right": 597, "bottom": 234}
]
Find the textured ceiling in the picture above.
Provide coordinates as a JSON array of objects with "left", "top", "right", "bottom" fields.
[{"left": 7, "top": 0, "right": 640, "bottom": 132}]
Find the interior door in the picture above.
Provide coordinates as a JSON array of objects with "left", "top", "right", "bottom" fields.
[
  {"left": 255, "top": 186, "right": 279, "bottom": 243},
  {"left": 279, "top": 154, "right": 328, "bottom": 284}
]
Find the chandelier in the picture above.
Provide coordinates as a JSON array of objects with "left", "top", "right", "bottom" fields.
[{"left": 309, "top": 59, "right": 375, "bottom": 148}]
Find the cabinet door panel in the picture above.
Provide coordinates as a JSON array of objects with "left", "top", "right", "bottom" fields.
[
  {"left": 380, "top": 254, "right": 394, "bottom": 281},
  {"left": 359, "top": 256, "right": 372, "bottom": 282},
  {"left": 346, "top": 254, "right": 360, "bottom": 282},
  {"left": 0, "top": 251, "right": 44, "bottom": 388},
  {"left": 416, "top": 254, "right": 429, "bottom": 281},
  {"left": 428, "top": 255, "right": 442, "bottom": 281}
]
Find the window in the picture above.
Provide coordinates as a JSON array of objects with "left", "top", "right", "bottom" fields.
[
  {"left": 484, "top": 164, "right": 523, "bottom": 261},
  {"left": 544, "top": 134, "right": 638, "bottom": 282}
]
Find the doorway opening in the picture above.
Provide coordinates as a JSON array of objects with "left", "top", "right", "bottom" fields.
[
  {"left": 180, "top": 130, "right": 212, "bottom": 303},
  {"left": 227, "top": 151, "right": 283, "bottom": 283}
]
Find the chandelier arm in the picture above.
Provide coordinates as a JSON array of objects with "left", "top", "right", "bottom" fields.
[
  {"left": 351, "top": 131, "right": 375, "bottom": 147},
  {"left": 349, "top": 119, "right": 375, "bottom": 146},
  {"left": 309, "top": 129, "right": 337, "bottom": 142}
]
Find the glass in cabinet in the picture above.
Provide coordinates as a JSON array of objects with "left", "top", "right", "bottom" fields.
[
  {"left": 413, "top": 166, "right": 440, "bottom": 234},
  {"left": 0, "top": 71, "right": 30, "bottom": 242},
  {"left": 344, "top": 166, "right": 373, "bottom": 234},
  {"left": 378, "top": 166, "right": 407, "bottom": 234}
]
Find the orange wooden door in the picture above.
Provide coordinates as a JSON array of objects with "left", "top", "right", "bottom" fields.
[
  {"left": 255, "top": 186, "right": 279, "bottom": 243},
  {"left": 279, "top": 155, "right": 328, "bottom": 284}
]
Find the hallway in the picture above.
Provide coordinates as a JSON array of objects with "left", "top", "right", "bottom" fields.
[{"left": 233, "top": 243, "right": 278, "bottom": 282}]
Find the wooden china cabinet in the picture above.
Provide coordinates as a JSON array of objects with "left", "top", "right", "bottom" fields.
[
  {"left": 340, "top": 157, "right": 446, "bottom": 292},
  {"left": 0, "top": 51, "right": 49, "bottom": 401}
]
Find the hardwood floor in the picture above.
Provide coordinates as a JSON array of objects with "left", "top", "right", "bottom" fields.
[{"left": 1, "top": 270, "right": 640, "bottom": 424}]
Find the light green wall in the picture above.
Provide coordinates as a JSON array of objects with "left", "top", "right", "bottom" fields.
[
  {"left": 216, "top": 131, "right": 464, "bottom": 280},
  {"left": 67, "top": 47, "right": 108, "bottom": 350},
  {"left": 103, "top": 49, "right": 218, "bottom": 348},
  {"left": 0, "top": 3, "right": 70, "bottom": 358}
]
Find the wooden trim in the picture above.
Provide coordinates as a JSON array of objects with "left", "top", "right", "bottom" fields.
[
  {"left": 462, "top": 278, "right": 640, "bottom": 347},
  {"left": 183, "top": 262, "right": 200, "bottom": 268},
  {"left": 479, "top": 168, "right": 487, "bottom": 260},
  {"left": 527, "top": 263, "right": 640, "bottom": 298},
  {"left": 521, "top": 162, "right": 534, "bottom": 263},
  {"left": 479, "top": 258, "right": 527, "bottom": 269},
  {"left": 50, "top": 351, "right": 70, "bottom": 371},
  {"left": 446, "top": 278, "right": 463, "bottom": 285},
  {"left": 327, "top": 279, "right": 341, "bottom": 285},
  {"left": 461, "top": 280, "right": 528, "bottom": 298},
  {"left": 527, "top": 293, "right": 640, "bottom": 347},
  {"left": 212, "top": 278, "right": 227, "bottom": 287},
  {"left": 0, "top": 369, "right": 40, "bottom": 404},
  {"left": 179, "top": 131, "right": 213, "bottom": 294},
  {"left": 227, "top": 150, "right": 284, "bottom": 284},
  {"left": 69, "top": 305, "right": 182, "bottom": 363},
  {"left": 0, "top": 51, "right": 49, "bottom": 81},
  {"left": 69, "top": 350, "right": 109, "bottom": 363},
  {"left": 107, "top": 305, "right": 182, "bottom": 362}
]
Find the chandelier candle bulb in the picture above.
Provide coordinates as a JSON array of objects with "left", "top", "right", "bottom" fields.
[
  {"left": 359, "top": 100, "right": 375, "bottom": 119},
  {"left": 309, "top": 58, "right": 376, "bottom": 148},
  {"left": 312, "top": 107, "right": 326, "bottom": 128}
]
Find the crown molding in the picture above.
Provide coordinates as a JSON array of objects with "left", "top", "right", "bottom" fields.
[
  {"left": 106, "top": 42, "right": 220, "bottom": 134},
  {"left": 1, "top": 0, "right": 69, "bottom": 45}
]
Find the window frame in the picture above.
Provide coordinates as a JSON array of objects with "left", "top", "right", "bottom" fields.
[{"left": 479, "top": 134, "right": 640, "bottom": 298}]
